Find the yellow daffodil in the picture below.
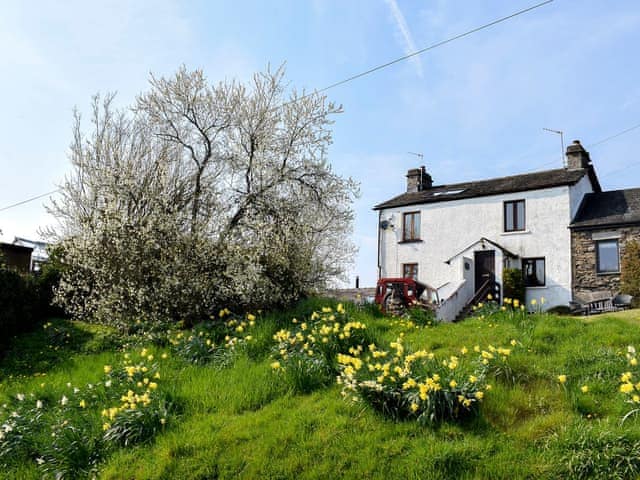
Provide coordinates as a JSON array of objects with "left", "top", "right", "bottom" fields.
[
  {"left": 620, "top": 382, "right": 634, "bottom": 394},
  {"left": 558, "top": 375, "right": 567, "bottom": 384},
  {"left": 580, "top": 385, "right": 589, "bottom": 393}
]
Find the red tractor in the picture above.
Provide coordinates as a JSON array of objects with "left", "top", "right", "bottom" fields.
[{"left": 375, "top": 277, "right": 439, "bottom": 314}]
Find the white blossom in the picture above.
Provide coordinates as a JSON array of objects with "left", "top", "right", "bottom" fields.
[{"left": 46, "top": 66, "right": 357, "bottom": 327}]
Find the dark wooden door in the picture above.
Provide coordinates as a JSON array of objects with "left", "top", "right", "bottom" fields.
[{"left": 474, "top": 250, "right": 495, "bottom": 292}]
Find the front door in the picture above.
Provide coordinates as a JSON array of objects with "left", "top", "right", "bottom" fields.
[{"left": 474, "top": 250, "right": 495, "bottom": 292}]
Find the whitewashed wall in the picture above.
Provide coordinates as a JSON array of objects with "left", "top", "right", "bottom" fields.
[
  {"left": 569, "top": 174, "right": 595, "bottom": 221},
  {"left": 378, "top": 184, "right": 581, "bottom": 309}
]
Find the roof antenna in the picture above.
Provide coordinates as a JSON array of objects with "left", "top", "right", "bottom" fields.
[
  {"left": 408, "top": 151, "right": 424, "bottom": 163},
  {"left": 543, "top": 128, "right": 565, "bottom": 168}
]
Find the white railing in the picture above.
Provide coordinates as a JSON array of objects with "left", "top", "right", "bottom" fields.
[{"left": 436, "top": 279, "right": 474, "bottom": 322}]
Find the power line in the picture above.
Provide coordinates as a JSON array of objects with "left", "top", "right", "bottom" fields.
[
  {"left": 0, "top": 1, "right": 554, "bottom": 214},
  {"left": 525, "top": 121, "right": 640, "bottom": 173},
  {"left": 0, "top": 189, "right": 60, "bottom": 213},
  {"left": 587, "top": 122, "right": 640, "bottom": 149},
  {"left": 312, "top": 0, "right": 554, "bottom": 96}
]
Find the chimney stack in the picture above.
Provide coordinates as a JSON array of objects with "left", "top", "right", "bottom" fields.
[
  {"left": 406, "top": 166, "right": 433, "bottom": 192},
  {"left": 566, "top": 140, "right": 591, "bottom": 170}
]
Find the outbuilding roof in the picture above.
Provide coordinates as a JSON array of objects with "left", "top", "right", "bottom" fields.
[
  {"left": 570, "top": 188, "right": 640, "bottom": 230},
  {"left": 374, "top": 167, "right": 598, "bottom": 210}
]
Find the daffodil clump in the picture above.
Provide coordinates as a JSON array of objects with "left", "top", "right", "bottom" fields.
[
  {"left": 271, "top": 304, "right": 369, "bottom": 392},
  {"left": 619, "top": 346, "right": 640, "bottom": 422},
  {"left": 472, "top": 295, "right": 532, "bottom": 320},
  {"left": 101, "top": 347, "right": 170, "bottom": 445},
  {"left": 337, "top": 338, "right": 514, "bottom": 424},
  {"left": 0, "top": 347, "right": 172, "bottom": 476},
  {"left": 168, "top": 309, "right": 257, "bottom": 365}
]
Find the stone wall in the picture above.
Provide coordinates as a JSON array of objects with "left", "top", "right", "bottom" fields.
[{"left": 571, "top": 226, "right": 640, "bottom": 299}]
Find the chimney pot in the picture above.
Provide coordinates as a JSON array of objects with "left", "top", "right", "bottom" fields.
[
  {"left": 565, "top": 139, "right": 591, "bottom": 169},
  {"left": 406, "top": 166, "right": 433, "bottom": 192}
]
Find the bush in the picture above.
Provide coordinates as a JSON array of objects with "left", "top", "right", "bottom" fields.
[
  {"left": 0, "top": 268, "right": 36, "bottom": 352},
  {"left": 502, "top": 268, "right": 525, "bottom": 304},
  {"left": 621, "top": 239, "right": 640, "bottom": 306},
  {"left": 0, "top": 255, "right": 64, "bottom": 354},
  {"left": 406, "top": 306, "right": 438, "bottom": 327}
]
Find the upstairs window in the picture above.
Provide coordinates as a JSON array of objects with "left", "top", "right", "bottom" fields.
[
  {"left": 523, "top": 257, "right": 545, "bottom": 287},
  {"left": 504, "top": 200, "right": 525, "bottom": 232},
  {"left": 596, "top": 239, "right": 620, "bottom": 273},
  {"left": 403, "top": 263, "right": 418, "bottom": 280},
  {"left": 402, "top": 212, "right": 421, "bottom": 241}
]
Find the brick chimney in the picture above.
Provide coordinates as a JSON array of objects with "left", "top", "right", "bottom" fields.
[
  {"left": 566, "top": 140, "right": 591, "bottom": 169},
  {"left": 406, "top": 166, "right": 433, "bottom": 192}
]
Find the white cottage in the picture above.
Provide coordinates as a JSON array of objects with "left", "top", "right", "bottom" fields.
[{"left": 374, "top": 140, "right": 601, "bottom": 320}]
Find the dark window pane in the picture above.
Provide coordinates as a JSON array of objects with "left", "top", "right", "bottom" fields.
[
  {"left": 516, "top": 201, "right": 525, "bottom": 230},
  {"left": 535, "top": 259, "right": 545, "bottom": 285},
  {"left": 403, "top": 212, "right": 420, "bottom": 240},
  {"left": 505, "top": 203, "right": 514, "bottom": 231},
  {"left": 597, "top": 240, "right": 619, "bottom": 272},
  {"left": 522, "top": 257, "right": 545, "bottom": 286},
  {"left": 504, "top": 200, "right": 525, "bottom": 232},
  {"left": 403, "top": 263, "right": 418, "bottom": 280}
]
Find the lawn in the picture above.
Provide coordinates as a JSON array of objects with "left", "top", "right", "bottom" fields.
[{"left": 2, "top": 300, "right": 640, "bottom": 479}]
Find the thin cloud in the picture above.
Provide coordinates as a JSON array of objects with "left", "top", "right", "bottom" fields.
[{"left": 384, "top": 0, "right": 423, "bottom": 77}]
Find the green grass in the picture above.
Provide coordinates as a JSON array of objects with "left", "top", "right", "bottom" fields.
[{"left": 2, "top": 303, "right": 640, "bottom": 479}]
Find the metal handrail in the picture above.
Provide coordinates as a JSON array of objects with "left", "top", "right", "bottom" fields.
[{"left": 467, "top": 278, "right": 498, "bottom": 307}]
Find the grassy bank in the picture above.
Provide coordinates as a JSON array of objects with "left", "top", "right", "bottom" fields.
[{"left": 2, "top": 301, "right": 640, "bottom": 479}]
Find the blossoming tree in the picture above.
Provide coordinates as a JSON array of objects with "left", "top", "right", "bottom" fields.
[{"left": 47, "top": 66, "right": 358, "bottom": 328}]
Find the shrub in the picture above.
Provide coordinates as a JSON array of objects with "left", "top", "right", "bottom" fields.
[
  {"left": 502, "top": 268, "right": 525, "bottom": 304},
  {"left": 621, "top": 239, "right": 640, "bottom": 306},
  {"left": 337, "top": 338, "right": 513, "bottom": 424},
  {"left": 0, "top": 251, "right": 64, "bottom": 354},
  {"left": 406, "top": 306, "right": 439, "bottom": 327},
  {"left": 0, "top": 267, "right": 36, "bottom": 352}
]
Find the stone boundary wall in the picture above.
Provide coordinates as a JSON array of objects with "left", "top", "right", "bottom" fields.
[{"left": 323, "top": 287, "right": 376, "bottom": 303}]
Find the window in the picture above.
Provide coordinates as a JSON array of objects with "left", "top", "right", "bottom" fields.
[
  {"left": 402, "top": 212, "right": 421, "bottom": 241},
  {"left": 403, "top": 263, "right": 418, "bottom": 280},
  {"left": 504, "top": 200, "right": 525, "bottom": 232},
  {"left": 522, "top": 257, "right": 545, "bottom": 287},
  {"left": 596, "top": 239, "right": 620, "bottom": 273}
]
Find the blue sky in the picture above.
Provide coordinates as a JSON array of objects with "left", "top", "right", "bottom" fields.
[{"left": 1, "top": 0, "right": 639, "bottom": 287}]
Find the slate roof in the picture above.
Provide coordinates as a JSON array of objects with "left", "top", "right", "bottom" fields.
[
  {"left": 374, "top": 167, "right": 596, "bottom": 210},
  {"left": 570, "top": 188, "right": 640, "bottom": 230}
]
